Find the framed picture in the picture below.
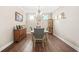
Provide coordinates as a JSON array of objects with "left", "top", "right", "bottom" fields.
[{"left": 15, "top": 12, "right": 23, "bottom": 22}]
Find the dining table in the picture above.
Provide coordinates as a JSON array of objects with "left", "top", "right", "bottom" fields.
[{"left": 31, "top": 30, "right": 48, "bottom": 33}]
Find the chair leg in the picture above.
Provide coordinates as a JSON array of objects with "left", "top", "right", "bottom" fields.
[
  {"left": 42, "top": 41, "right": 44, "bottom": 48},
  {"left": 33, "top": 40, "right": 35, "bottom": 51},
  {"left": 33, "top": 41, "right": 35, "bottom": 47}
]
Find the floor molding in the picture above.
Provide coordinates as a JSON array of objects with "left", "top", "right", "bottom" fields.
[
  {"left": 53, "top": 33, "right": 79, "bottom": 51},
  {"left": 0, "top": 41, "right": 13, "bottom": 51}
]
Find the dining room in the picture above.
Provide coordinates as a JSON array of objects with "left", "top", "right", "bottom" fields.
[
  {"left": 1, "top": 6, "right": 78, "bottom": 52},
  {"left": 0, "top": 0, "right": 79, "bottom": 59}
]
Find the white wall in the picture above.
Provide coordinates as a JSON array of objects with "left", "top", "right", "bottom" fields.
[
  {"left": 0, "top": 7, "right": 26, "bottom": 51},
  {"left": 53, "top": 7, "right": 79, "bottom": 51}
]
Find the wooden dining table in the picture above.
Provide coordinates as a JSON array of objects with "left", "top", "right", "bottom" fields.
[{"left": 31, "top": 30, "right": 48, "bottom": 33}]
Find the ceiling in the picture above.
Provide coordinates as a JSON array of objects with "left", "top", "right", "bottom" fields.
[{"left": 22, "top": 6, "right": 59, "bottom": 14}]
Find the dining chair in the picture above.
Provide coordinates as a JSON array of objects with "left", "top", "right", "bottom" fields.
[{"left": 32, "top": 28, "right": 46, "bottom": 48}]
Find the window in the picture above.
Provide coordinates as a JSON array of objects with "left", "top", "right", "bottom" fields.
[
  {"left": 43, "top": 15, "right": 48, "bottom": 21},
  {"left": 29, "top": 15, "right": 34, "bottom": 20}
]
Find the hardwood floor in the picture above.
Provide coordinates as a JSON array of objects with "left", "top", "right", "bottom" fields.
[
  {"left": 47, "top": 35, "right": 77, "bottom": 52},
  {"left": 2, "top": 34, "right": 77, "bottom": 52}
]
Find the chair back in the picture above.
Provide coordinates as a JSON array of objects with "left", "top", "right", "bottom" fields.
[{"left": 34, "top": 28, "right": 44, "bottom": 39}]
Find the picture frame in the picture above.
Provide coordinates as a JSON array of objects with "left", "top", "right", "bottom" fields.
[{"left": 15, "top": 12, "right": 23, "bottom": 22}]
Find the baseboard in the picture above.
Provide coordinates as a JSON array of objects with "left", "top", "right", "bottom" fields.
[
  {"left": 53, "top": 33, "right": 79, "bottom": 51},
  {"left": 0, "top": 41, "right": 13, "bottom": 51}
]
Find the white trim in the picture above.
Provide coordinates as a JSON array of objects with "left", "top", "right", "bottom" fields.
[
  {"left": 0, "top": 41, "right": 13, "bottom": 51},
  {"left": 53, "top": 33, "right": 79, "bottom": 51}
]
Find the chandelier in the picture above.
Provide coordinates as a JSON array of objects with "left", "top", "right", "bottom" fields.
[{"left": 35, "top": 7, "right": 43, "bottom": 21}]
